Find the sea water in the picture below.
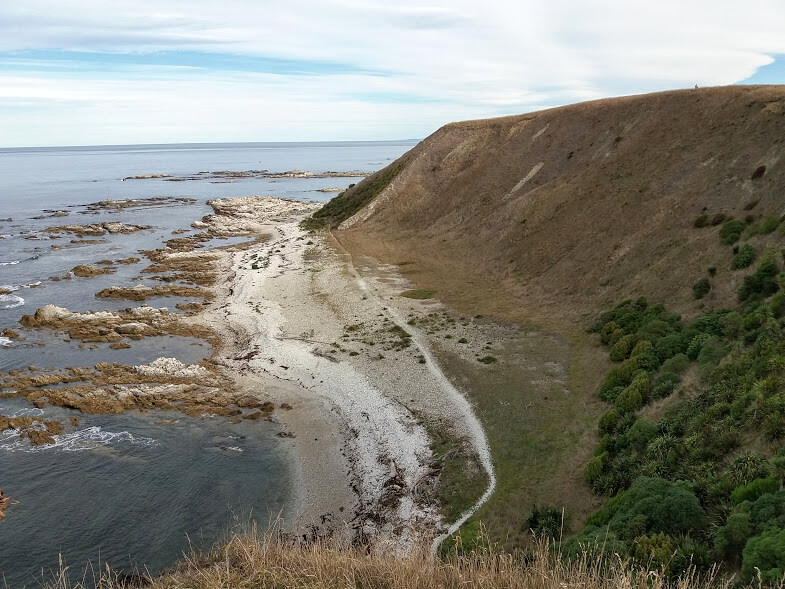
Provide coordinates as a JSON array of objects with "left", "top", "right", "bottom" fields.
[{"left": 0, "top": 141, "right": 416, "bottom": 586}]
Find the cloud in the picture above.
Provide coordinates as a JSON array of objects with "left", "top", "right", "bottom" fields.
[{"left": 1, "top": 0, "right": 785, "bottom": 146}]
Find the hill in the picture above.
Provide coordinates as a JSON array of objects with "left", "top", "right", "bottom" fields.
[
  {"left": 307, "top": 86, "right": 785, "bottom": 581},
  {"left": 331, "top": 85, "right": 785, "bottom": 329}
]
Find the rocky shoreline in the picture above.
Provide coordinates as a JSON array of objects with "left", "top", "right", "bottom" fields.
[{"left": 1, "top": 196, "right": 492, "bottom": 549}]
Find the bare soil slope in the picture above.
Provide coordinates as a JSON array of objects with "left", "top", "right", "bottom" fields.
[{"left": 339, "top": 85, "right": 785, "bottom": 329}]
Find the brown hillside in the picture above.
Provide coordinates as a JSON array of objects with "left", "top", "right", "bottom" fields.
[{"left": 338, "top": 85, "right": 785, "bottom": 331}]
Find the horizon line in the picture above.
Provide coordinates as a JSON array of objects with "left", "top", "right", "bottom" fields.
[{"left": 0, "top": 138, "right": 423, "bottom": 151}]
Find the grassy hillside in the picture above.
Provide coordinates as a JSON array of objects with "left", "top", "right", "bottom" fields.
[
  {"left": 302, "top": 86, "right": 785, "bottom": 578},
  {"left": 337, "top": 85, "right": 785, "bottom": 328}
]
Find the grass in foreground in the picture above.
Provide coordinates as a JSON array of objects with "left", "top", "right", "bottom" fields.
[{"left": 46, "top": 526, "right": 734, "bottom": 589}]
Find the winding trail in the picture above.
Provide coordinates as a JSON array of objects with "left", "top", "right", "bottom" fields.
[{"left": 330, "top": 231, "right": 497, "bottom": 554}]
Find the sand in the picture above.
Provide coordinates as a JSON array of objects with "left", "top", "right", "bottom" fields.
[{"left": 195, "top": 197, "right": 495, "bottom": 548}]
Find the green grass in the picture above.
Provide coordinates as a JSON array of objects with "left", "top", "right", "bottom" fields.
[
  {"left": 421, "top": 416, "right": 488, "bottom": 523},
  {"left": 431, "top": 328, "right": 600, "bottom": 552},
  {"left": 301, "top": 159, "right": 408, "bottom": 229}
]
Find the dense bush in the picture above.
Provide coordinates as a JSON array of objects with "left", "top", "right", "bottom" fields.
[
  {"left": 610, "top": 334, "right": 638, "bottom": 361},
  {"left": 741, "top": 528, "right": 785, "bottom": 583},
  {"left": 583, "top": 476, "right": 705, "bottom": 539},
  {"left": 524, "top": 505, "right": 563, "bottom": 539},
  {"left": 693, "top": 278, "right": 711, "bottom": 299},
  {"left": 738, "top": 257, "right": 780, "bottom": 302},
  {"left": 719, "top": 219, "right": 746, "bottom": 245},
  {"left": 756, "top": 215, "right": 780, "bottom": 235},
  {"left": 585, "top": 289, "right": 785, "bottom": 577},
  {"left": 731, "top": 244, "right": 757, "bottom": 269},
  {"left": 731, "top": 477, "right": 780, "bottom": 505},
  {"left": 660, "top": 353, "right": 689, "bottom": 374}
]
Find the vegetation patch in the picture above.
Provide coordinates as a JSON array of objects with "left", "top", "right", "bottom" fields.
[
  {"left": 731, "top": 244, "right": 757, "bottom": 269},
  {"left": 719, "top": 219, "right": 745, "bottom": 245},
  {"left": 576, "top": 244, "right": 785, "bottom": 580},
  {"left": 301, "top": 159, "right": 408, "bottom": 229}
]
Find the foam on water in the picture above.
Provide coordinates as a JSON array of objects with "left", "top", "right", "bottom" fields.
[
  {"left": 0, "top": 425, "right": 158, "bottom": 453},
  {"left": 0, "top": 294, "right": 24, "bottom": 309},
  {"left": 0, "top": 337, "right": 11, "bottom": 347},
  {"left": 0, "top": 260, "right": 19, "bottom": 266}
]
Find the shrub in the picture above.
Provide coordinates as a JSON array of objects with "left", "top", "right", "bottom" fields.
[
  {"left": 708, "top": 266, "right": 717, "bottom": 276},
  {"left": 655, "top": 334, "right": 687, "bottom": 362},
  {"left": 585, "top": 453, "right": 606, "bottom": 485},
  {"left": 651, "top": 371, "right": 680, "bottom": 399},
  {"left": 661, "top": 353, "right": 689, "bottom": 374},
  {"left": 608, "top": 328, "right": 626, "bottom": 347},
  {"left": 714, "top": 512, "right": 753, "bottom": 557},
  {"left": 633, "top": 349, "right": 660, "bottom": 372},
  {"left": 758, "top": 215, "right": 780, "bottom": 235},
  {"left": 588, "top": 477, "right": 705, "bottom": 539},
  {"left": 598, "top": 408, "right": 622, "bottom": 435},
  {"left": 600, "top": 385, "right": 625, "bottom": 404},
  {"left": 696, "top": 337, "right": 727, "bottom": 367},
  {"left": 693, "top": 278, "right": 711, "bottom": 299},
  {"left": 310, "top": 159, "right": 408, "bottom": 227},
  {"left": 730, "top": 454, "right": 771, "bottom": 486},
  {"left": 632, "top": 532, "right": 674, "bottom": 571},
  {"left": 686, "top": 333, "right": 712, "bottom": 360},
  {"left": 624, "top": 419, "right": 657, "bottom": 449},
  {"left": 719, "top": 219, "right": 746, "bottom": 244},
  {"left": 524, "top": 505, "right": 563, "bottom": 539},
  {"left": 630, "top": 340, "right": 652, "bottom": 357},
  {"left": 731, "top": 477, "right": 780, "bottom": 505},
  {"left": 732, "top": 244, "right": 757, "bottom": 269},
  {"left": 610, "top": 334, "right": 637, "bottom": 361},
  {"left": 636, "top": 320, "right": 676, "bottom": 345},
  {"left": 722, "top": 312, "right": 744, "bottom": 337},
  {"left": 600, "top": 320, "right": 621, "bottom": 344},
  {"left": 741, "top": 528, "right": 785, "bottom": 583},
  {"left": 711, "top": 213, "right": 727, "bottom": 226},
  {"left": 739, "top": 258, "right": 780, "bottom": 302},
  {"left": 770, "top": 292, "right": 785, "bottom": 318},
  {"left": 616, "top": 382, "right": 644, "bottom": 412}
]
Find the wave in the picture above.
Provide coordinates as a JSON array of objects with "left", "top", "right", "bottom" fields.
[
  {"left": 0, "top": 406, "right": 44, "bottom": 418},
  {"left": 0, "top": 260, "right": 19, "bottom": 266},
  {"left": 0, "top": 235, "right": 10, "bottom": 240},
  {"left": 1, "top": 281, "right": 41, "bottom": 291},
  {"left": 0, "top": 425, "right": 158, "bottom": 453},
  {"left": 0, "top": 337, "right": 12, "bottom": 347},
  {"left": 0, "top": 294, "right": 24, "bottom": 310}
]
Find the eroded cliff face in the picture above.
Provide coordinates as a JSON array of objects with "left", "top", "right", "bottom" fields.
[{"left": 338, "top": 85, "right": 785, "bottom": 330}]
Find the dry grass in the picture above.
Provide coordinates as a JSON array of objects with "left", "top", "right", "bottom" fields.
[{"left": 44, "top": 526, "right": 733, "bottom": 589}]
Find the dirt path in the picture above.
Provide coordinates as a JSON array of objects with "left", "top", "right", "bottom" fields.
[{"left": 330, "top": 232, "right": 497, "bottom": 554}]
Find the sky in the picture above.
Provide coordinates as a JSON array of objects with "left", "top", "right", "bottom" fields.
[{"left": 1, "top": 1, "right": 785, "bottom": 147}]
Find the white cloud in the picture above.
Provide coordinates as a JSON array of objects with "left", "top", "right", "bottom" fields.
[{"left": 1, "top": 0, "right": 785, "bottom": 146}]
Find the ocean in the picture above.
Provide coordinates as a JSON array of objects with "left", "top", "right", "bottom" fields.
[{"left": 0, "top": 140, "right": 416, "bottom": 586}]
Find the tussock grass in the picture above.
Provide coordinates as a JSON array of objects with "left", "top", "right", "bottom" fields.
[{"left": 45, "top": 525, "right": 733, "bottom": 589}]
